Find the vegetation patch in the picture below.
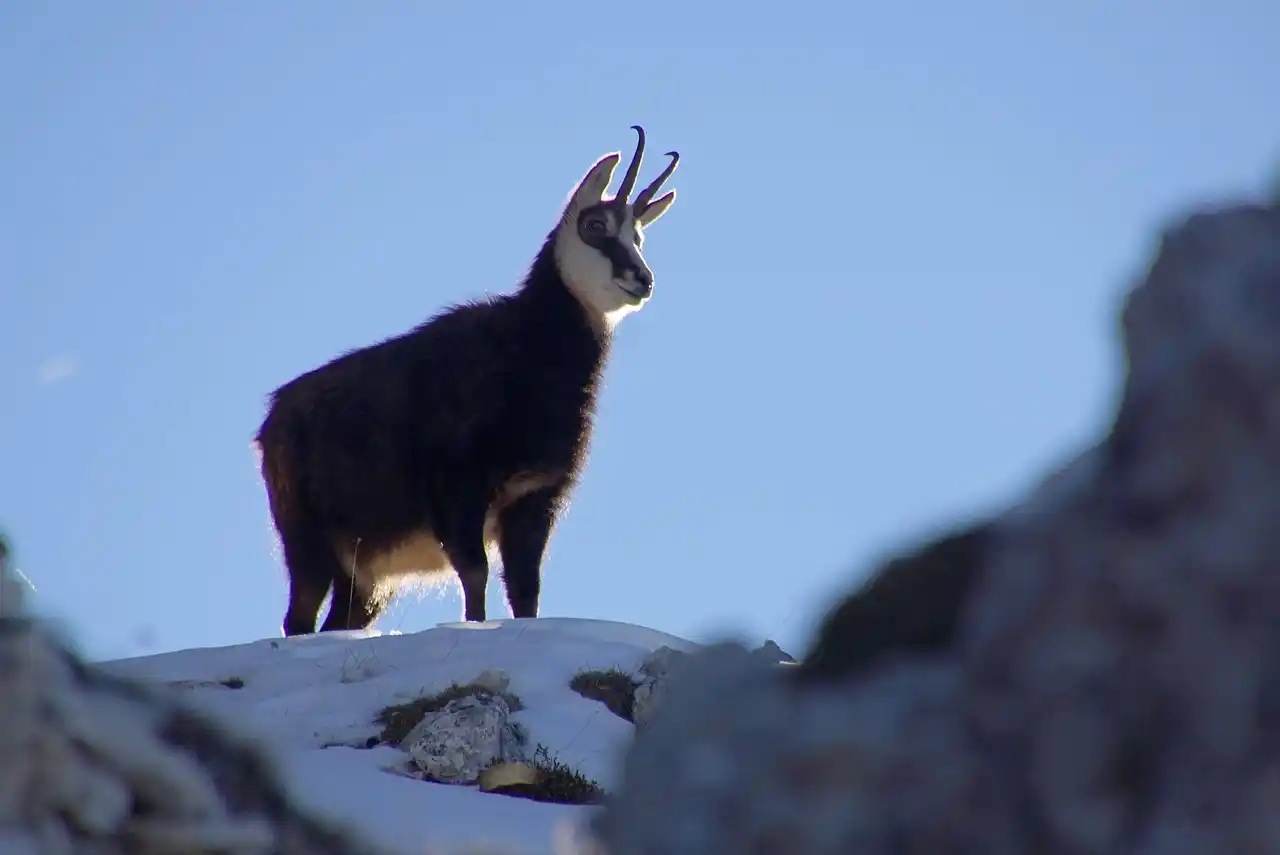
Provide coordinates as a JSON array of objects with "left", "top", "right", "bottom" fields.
[
  {"left": 482, "top": 744, "right": 605, "bottom": 805},
  {"left": 165, "top": 678, "right": 247, "bottom": 692},
  {"left": 570, "top": 667, "right": 640, "bottom": 722},
  {"left": 374, "top": 682, "right": 525, "bottom": 746}
]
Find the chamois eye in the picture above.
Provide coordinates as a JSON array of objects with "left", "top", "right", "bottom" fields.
[{"left": 584, "top": 218, "right": 606, "bottom": 235}]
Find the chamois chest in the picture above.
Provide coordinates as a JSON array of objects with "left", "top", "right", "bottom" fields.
[{"left": 497, "top": 337, "right": 606, "bottom": 478}]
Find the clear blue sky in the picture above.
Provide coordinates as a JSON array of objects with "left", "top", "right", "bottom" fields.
[{"left": 3, "top": 3, "right": 1277, "bottom": 663}]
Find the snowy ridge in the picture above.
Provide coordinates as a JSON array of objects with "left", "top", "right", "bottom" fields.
[{"left": 97, "top": 618, "right": 703, "bottom": 855}]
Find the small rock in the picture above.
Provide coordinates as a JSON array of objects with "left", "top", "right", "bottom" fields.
[
  {"left": 471, "top": 669, "right": 511, "bottom": 695},
  {"left": 478, "top": 761, "right": 539, "bottom": 792},
  {"left": 403, "top": 693, "right": 527, "bottom": 784},
  {"left": 639, "top": 646, "right": 688, "bottom": 680},
  {"left": 631, "top": 646, "right": 693, "bottom": 730},
  {"left": 751, "top": 640, "right": 796, "bottom": 665},
  {"left": 630, "top": 681, "right": 662, "bottom": 730}
]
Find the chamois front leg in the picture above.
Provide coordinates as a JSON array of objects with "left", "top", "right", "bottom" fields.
[
  {"left": 280, "top": 527, "right": 341, "bottom": 636},
  {"left": 438, "top": 504, "right": 491, "bottom": 622},
  {"left": 497, "top": 487, "right": 559, "bottom": 619}
]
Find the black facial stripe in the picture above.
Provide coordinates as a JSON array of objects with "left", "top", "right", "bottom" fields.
[
  {"left": 599, "top": 236, "right": 639, "bottom": 280},
  {"left": 578, "top": 203, "right": 646, "bottom": 281}
]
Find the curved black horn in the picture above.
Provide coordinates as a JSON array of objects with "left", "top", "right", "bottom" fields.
[
  {"left": 633, "top": 150, "right": 680, "bottom": 213},
  {"left": 615, "top": 125, "right": 646, "bottom": 202}
]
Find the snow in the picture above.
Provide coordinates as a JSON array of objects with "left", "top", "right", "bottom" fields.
[{"left": 95, "top": 617, "right": 699, "bottom": 855}]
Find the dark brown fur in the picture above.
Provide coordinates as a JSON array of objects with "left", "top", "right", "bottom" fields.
[{"left": 255, "top": 229, "right": 612, "bottom": 635}]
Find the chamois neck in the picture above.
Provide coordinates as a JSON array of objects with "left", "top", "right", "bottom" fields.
[
  {"left": 521, "top": 230, "right": 615, "bottom": 348},
  {"left": 514, "top": 231, "right": 612, "bottom": 372}
]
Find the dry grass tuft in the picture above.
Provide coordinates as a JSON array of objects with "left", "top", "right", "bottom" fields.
[
  {"left": 570, "top": 667, "right": 640, "bottom": 722},
  {"left": 482, "top": 744, "right": 605, "bottom": 805}
]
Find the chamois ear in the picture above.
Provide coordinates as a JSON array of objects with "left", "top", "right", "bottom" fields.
[
  {"left": 568, "top": 152, "right": 621, "bottom": 212},
  {"left": 636, "top": 190, "right": 676, "bottom": 227}
]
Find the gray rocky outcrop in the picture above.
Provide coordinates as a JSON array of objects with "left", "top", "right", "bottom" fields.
[
  {"left": 630, "top": 640, "right": 795, "bottom": 730},
  {"left": 589, "top": 197, "right": 1280, "bottom": 855},
  {"left": 628, "top": 646, "right": 684, "bottom": 730},
  {"left": 0, "top": 540, "right": 396, "bottom": 855}
]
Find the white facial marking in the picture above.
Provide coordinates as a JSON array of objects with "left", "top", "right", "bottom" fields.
[
  {"left": 553, "top": 143, "right": 675, "bottom": 331},
  {"left": 555, "top": 203, "right": 651, "bottom": 330},
  {"left": 555, "top": 221, "right": 644, "bottom": 329}
]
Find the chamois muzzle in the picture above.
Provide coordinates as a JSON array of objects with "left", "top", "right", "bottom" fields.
[{"left": 616, "top": 125, "right": 680, "bottom": 217}]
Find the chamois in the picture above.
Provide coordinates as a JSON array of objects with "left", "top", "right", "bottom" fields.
[{"left": 255, "top": 126, "right": 680, "bottom": 636}]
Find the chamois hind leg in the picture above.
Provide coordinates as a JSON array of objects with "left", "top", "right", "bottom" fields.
[
  {"left": 497, "top": 488, "right": 558, "bottom": 619},
  {"left": 319, "top": 569, "right": 385, "bottom": 632},
  {"left": 437, "top": 502, "right": 491, "bottom": 622},
  {"left": 280, "top": 529, "right": 340, "bottom": 636}
]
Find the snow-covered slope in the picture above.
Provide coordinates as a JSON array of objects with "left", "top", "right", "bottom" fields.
[{"left": 97, "top": 618, "right": 702, "bottom": 855}]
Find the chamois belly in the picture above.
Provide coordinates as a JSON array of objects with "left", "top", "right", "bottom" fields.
[
  {"left": 332, "top": 470, "right": 563, "bottom": 596},
  {"left": 336, "top": 532, "right": 452, "bottom": 594}
]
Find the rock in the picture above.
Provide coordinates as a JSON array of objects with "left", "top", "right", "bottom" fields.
[
  {"left": 630, "top": 646, "right": 690, "bottom": 730},
  {"left": 588, "top": 198, "right": 1280, "bottom": 855},
  {"left": 0, "top": 539, "right": 397, "bottom": 855},
  {"left": 797, "top": 521, "right": 995, "bottom": 682},
  {"left": 751, "top": 640, "right": 796, "bottom": 665},
  {"left": 598, "top": 643, "right": 970, "bottom": 855},
  {"left": 477, "top": 761, "right": 539, "bottom": 793},
  {"left": 403, "top": 692, "right": 527, "bottom": 784},
  {"left": 628, "top": 682, "right": 660, "bottom": 731},
  {"left": 471, "top": 669, "right": 511, "bottom": 695},
  {"left": 1, "top": 532, "right": 24, "bottom": 618},
  {"left": 638, "top": 646, "right": 687, "bottom": 679},
  {"left": 631, "top": 642, "right": 795, "bottom": 731}
]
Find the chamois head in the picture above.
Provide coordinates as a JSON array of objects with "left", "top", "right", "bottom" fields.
[{"left": 554, "top": 125, "right": 680, "bottom": 329}]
